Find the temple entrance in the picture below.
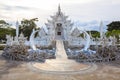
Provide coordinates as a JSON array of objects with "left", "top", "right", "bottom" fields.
[
  {"left": 57, "top": 32, "right": 61, "bottom": 35},
  {"left": 55, "top": 23, "right": 64, "bottom": 40}
]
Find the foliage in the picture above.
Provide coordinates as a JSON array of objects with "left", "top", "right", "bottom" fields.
[
  {"left": 106, "top": 21, "right": 120, "bottom": 42},
  {"left": 19, "top": 18, "right": 38, "bottom": 39},
  {"left": 107, "top": 21, "right": 120, "bottom": 31},
  {"left": 78, "top": 31, "right": 100, "bottom": 38},
  {"left": 0, "top": 28, "right": 16, "bottom": 40},
  {"left": 79, "top": 33, "right": 84, "bottom": 38},
  {"left": 0, "top": 20, "right": 15, "bottom": 41},
  {"left": 0, "top": 20, "right": 11, "bottom": 28},
  {"left": 88, "top": 31, "right": 100, "bottom": 38},
  {"left": 106, "top": 30, "right": 120, "bottom": 42},
  {"left": 106, "top": 30, "right": 120, "bottom": 37},
  {"left": 0, "top": 45, "right": 5, "bottom": 50}
]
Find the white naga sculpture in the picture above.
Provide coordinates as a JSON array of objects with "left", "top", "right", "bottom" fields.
[
  {"left": 70, "top": 28, "right": 91, "bottom": 51},
  {"left": 29, "top": 29, "right": 39, "bottom": 50},
  {"left": 81, "top": 30, "right": 90, "bottom": 51}
]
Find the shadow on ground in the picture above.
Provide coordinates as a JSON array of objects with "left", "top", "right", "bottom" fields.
[{"left": 0, "top": 54, "right": 24, "bottom": 78}]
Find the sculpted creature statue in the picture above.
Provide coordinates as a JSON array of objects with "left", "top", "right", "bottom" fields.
[
  {"left": 6, "top": 35, "right": 13, "bottom": 46},
  {"left": 29, "top": 29, "right": 39, "bottom": 50}
]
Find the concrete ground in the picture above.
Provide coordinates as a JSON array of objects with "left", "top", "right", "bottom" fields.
[
  {"left": 0, "top": 50, "right": 120, "bottom": 80},
  {"left": 0, "top": 41, "right": 120, "bottom": 80},
  {"left": 29, "top": 40, "right": 97, "bottom": 74}
]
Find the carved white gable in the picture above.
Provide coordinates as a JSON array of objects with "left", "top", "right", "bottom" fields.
[
  {"left": 70, "top": 27, "right": 80, "bottom": 37},
  {"left": 38, "top": 27, "right": 47, "bottom": 37}
]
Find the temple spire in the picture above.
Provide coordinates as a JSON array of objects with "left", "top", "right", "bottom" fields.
[
  {"left": 58, "top": 4, "right": 61, "bottom": 14},
  {"left": 99, "top": 21, "right": 103, "bottom": 39}
]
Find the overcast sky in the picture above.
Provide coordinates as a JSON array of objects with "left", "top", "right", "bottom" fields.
[{"left": 0, "top": 0, "right": 120, "bottom": 31}]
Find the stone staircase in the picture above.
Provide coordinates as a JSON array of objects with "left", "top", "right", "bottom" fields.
[{"left": 55, "top": 40, "right": 67, "bottom": 59}]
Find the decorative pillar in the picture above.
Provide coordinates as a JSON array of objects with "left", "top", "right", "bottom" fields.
[
  {"left": 16, "top": 21, "right": 19, "bottom": 38},
  {"left": 99, "top": 21, "right": 103, "bottom": 39}
]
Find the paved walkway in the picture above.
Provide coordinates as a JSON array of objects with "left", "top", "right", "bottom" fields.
[
  {"left": 55, "top": 40, "right": 67, "bottom": 59},
  {"left": 28, "top": 40, "right": 97, "bottom": 74},
  {"left": 0, "top": 50, "right": 120, "bottom": 80}
]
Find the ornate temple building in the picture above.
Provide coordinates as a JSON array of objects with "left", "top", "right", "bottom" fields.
[
  {"left": 34, "top": 5, "right": 82, "bottom": 47},
  {"left": 34, "top": 4, "right": 117, "bottom": 48},
  {"left": 45, "top": 5, "right": 73, "bottom": 40}
]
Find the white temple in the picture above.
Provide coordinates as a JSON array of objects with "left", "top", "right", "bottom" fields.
[
  {"left": 34, "top": 5, "right": 88, "bottom": 47},
  {"left": 3, "top": 5, "right": 119, "bottom": 62},
  {"left": 45, "top": 5, "right": 73, "bottom": 40},
  {"left": 6, "top": 5, "right": 117, "bottom": 50}
]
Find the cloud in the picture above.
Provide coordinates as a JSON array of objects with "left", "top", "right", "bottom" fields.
[
  {"left": 74, "top": 20, "right": 110, "bottom": 31},
  {"left": 0, "top": 0, "right": 120, "bottom": 30},
  {"left": 0, "top": 3, "right": 32, "bottom": 11}
]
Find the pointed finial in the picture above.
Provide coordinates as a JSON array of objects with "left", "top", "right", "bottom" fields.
[
  {"left": 16, "top": 21, "right": 19, "bottom": 38},
  {"left": 16, "top": 21, "right": 19, "bottom": 27},
  {"left": 58, "top": 4, "right": 61, "bottom": 14},
  {"left": 99, "top": 21, "right": 104, "bottom": 39},
  {"left": 100, "top": 21, "right": 103, "bottom": 27}
]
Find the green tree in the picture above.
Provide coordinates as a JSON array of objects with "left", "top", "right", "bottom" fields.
[
  {"left": 0, "top": 20, "right": 15, "bottom": 41},
  {"left": 106, "top": 30, "right": 120, "bottom": 42},
  {"left": 107, "top": 21, "right": 120, "bottom": 31},
  {"left": 88, "top": 31, "right": 100, "bottom": 38},
  {"left": 19, "top": 18, "right": 38, "bottom": 39},
  {"left": 79, "top": 31, "right": 100, "bottom": 38},
  {"left": 0, "top": 20, "right": 11, "bottom": 28},
  {"left": 0, "top": 28, "right": 15, "bottom": 40},
  {"left": 106, "top": 21, "right": 120, "bottom": 42},
  {"left": 105, "top": 31, "right": 112, "bottom": 37}
]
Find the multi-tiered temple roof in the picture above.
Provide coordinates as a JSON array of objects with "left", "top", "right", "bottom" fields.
[{"left": 45, "top": 5, "right": 73, "bottom": 29}]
